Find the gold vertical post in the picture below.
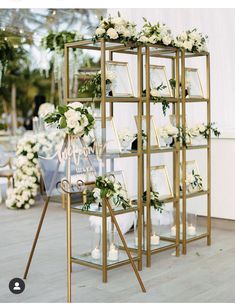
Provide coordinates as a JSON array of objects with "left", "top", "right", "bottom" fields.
[
  {"left": 175, "top": 50, "right": 180, "bottom": 256},
  {"left": 101, "top": 38, "right": 108, "bottom": 282},
  {"left": 145, "top": 46, "right": 151, "bottom": 267},
  {"left": 181, "top": 49, "right": 187, "bottom": 255},
  {"left": 66, "top": 136, "right": 72, "bottom": 303},
  {"left": 206, "top": 53, "right": 211, "bottom": 246},
  {"left": 137, "top": 46, "right": 143, "bottom": 271}
]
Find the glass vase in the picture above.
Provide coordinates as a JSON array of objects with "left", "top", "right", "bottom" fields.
[
  {"left": 107, "top": 229, "right": 119, "bottom": 262},
  {"left": 91, "top": 225, "right": 101, "bottom": 260},
  {"left": 187, "top": 213, "right": 197, "bottom": 236}
]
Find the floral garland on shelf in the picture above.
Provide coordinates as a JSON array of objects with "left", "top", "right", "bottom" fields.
[
  {"left": 142, "top": 190, "right": 164, "bottom": 212},
  {"left": 82, "top": 174, "right": 131, "bottom": 211},
  {"left": 189, "top": 122, "right": 220, "bottom": 139},
  {"left": 5, "top": 131, "right": 64, "bottom": 210},
  {"left": 44, "top": 102, "right": 95, "bottom": 137},
  {"left": 177, "top": 122, "right": 220, "bottom": 147},
  {"left": 79, "top": 70, "right": 116, "bottom": 100},
  {"left": 174, "top": 29, "right": 208, "bottom": 53},
  {"left": 185, "top": 170, "right": 203, "bottom": 193},
  {"left": 93, "top": 12, "right": 137, "bottom": 44},
  {"left": 138, "top": 18, "right": 173, "bottom": 46}
]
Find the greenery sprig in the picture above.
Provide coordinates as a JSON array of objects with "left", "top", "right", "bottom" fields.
[{"left": 142, "top": 190, "right": 164, "bottom": 212}]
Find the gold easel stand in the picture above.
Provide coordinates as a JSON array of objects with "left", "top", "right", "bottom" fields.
[{"left": 23, "top": 135, "right": 146, "bottom": 302}]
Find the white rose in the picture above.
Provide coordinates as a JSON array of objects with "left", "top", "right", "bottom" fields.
[
  {"left": 24, "top": 204, "right": 30, "bottom": 209},
  {"left": 67, "top": 117, "right": 79, "bottom": 129},
  {"left": 95, "top": 27, "right": 106, "bottom": 36},
  {"left": 114, "top": 25, "right": 125, "bottom": 34},
  {"left": 199, "top": 124, "right": 205, "bottom": 133},
  {"left": 150, "top": 88, "right": 158, "bottom": 97},
  {"left": 73, "top": 124, "right": 83, "bottom": 135},
  {"left": 68, "top": 102, "right": 83, "bottom": 109},
  {"left": 64, "top": 109, "right": 80, "bottom": 120},
  {"left": 162, "top": 35, "right": 172, "bottom": 45},
  {"left": 148, "top": 35, "right": 157, "bottom": 44},
  {"left": 81, "top": 115, "right": 89, "bottom": 127},
  {"left": 107, "top": 28, "right": 119, "bottom": 39},
  {"left": 138, "top": 35, "right": 148, "bottom": 43},
  {"left": 189, "top": 31, "right": 201, "bottom": 42},
  {"left": 183, "top": 40, "right": 193, "bottom": 51},
  {"left": 27, "top": 153, "right": 34, "bottom": 160},
  {"left": 29, "top": 199, "right": 35, "bottom": 205},
  {"left": 123, "top": 29, "right": 131, "bottom": 37}
]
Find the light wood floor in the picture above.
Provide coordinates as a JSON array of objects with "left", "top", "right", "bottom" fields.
[{"left": 0, "top": 199, "right": 235, "bottom": 303}]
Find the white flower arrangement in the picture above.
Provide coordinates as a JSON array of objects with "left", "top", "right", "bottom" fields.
[
  {"left": 83, "top": 174, "right": 130, "bottom": 211},
  {"left": 185, "top": 170, "right": 203, "bottom": 193},
  {"left": 93, "top": 12, "right": 137, "bottom": 44},
  {"left": 159, "top": 124, "right": 179, "bottom": 139},
  {"left": 189, "top": 122, "right": 220, "bottom": 139},
  {"left": 137, "top": 18, "right": 173, "bottom": 46},
  {"left": 6, "top": 136, "right": 40, "bottom": 210},
  {"left": 44, "top": 102, "right": 95, "bottom": 136},
  {"left": 174, "top": 29, "right": 208, "bottom": 52},
  {"left": 38, "top": 103, "right": 55, "bottom": 117},
  {"left": 118, "top": 128, "right": 135, "bottom": 150},
  {"left": 5, "top": 131, "right": 64, "bottom": 210}
]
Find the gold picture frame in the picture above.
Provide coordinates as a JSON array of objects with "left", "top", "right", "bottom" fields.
[
  {"left": 149, "top": 65, "right": 172, "bottom": 97},
  {"left": 95, "top": 117, "right": 122, "bottom": 153},
  {"left": 185, "top": 67, "right": 204, "bottom": 98},
  {"left": 150, "top": 165, "right": 173, "bottom": 200},
  {"left": 106, "top": 61, "right": 134, "bottom": 97},
  {"left": 134, "top": 115, "right": 160, "bottom": 148}
]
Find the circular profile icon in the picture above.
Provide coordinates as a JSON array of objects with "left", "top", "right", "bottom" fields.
[{"left": 9, "top": 278, "right": 25, "bottom": 294}]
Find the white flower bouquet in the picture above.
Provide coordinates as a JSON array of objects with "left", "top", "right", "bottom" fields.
[
  {"left": 185, "top": 170, "right": 203, "bottom": 194},
  {"left": 44, "top": 102, "right": 95, "bottom": 137},
  {"left": 174, "top": 29, "right": 208, "bottom": 52},
  {"left": 6, "top": 136, "right": 40, "bottom": 210},
  {"left": 159, "top": 124, "right": 179, "bottom": 146},
  {"left": 138, "top": 18, "right": 173, "bottom": 46},
  {"left": 83, "top": 174, "right": 130, "bottom": 211},
  {"left": 118, "top": 128, "right": 135, "bottom": 152},
  {"left": 93, "top": 12, "right": 137, "bottom": 44},
  {"left": 189, "top": 122, "right": 220, "bottom": 139}
]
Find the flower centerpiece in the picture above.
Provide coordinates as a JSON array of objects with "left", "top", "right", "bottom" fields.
[
  {"left": 82, "top": 174, "right": 131, "bottom": 211},
  {"left": 159, "top": 124, "right": 179, "bottom": 147},
  {"left": 44, "top": 102, "right": 95, "bottom": 137},
  {"left": 142, "top": 190, "right": 164, "bottom": 212},
  {"left": 79, "top": 70, "right": 116, "bottom": 99},
  {"left": 93, "top": 12, "right": 137, "bottom": 45},
  {"left": 185, "top": 170, "right": 203, "bottom": 194},
  {"left": 5, "top": 136, "right": 40, "bottom": 210},
  {"left": 174, "top": 29, "right": 208, "bottom": 53},
  {"left": 118, "top": 128, "right": 135, "bottom": 152},
  {"left": 138, "top": 18, "right": 173, "bottom": 46}
]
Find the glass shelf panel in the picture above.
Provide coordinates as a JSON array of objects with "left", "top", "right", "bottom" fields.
[
  {"left": 161, "top": 226, "right": 207, "bottom": 240},
  {"left": 73, "top": 249, "right": 136, "bottom": 267}
]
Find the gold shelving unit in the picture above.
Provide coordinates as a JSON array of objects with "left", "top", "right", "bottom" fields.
[{"left": 180, "top": 50, "right": 211, "bottom": 254}]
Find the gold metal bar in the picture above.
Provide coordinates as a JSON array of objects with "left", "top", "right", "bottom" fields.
[
  {"left": 23, "top": 195, "right": 51, "bottom": 279},
  {"left": 101, "top": 38, "right": 108, "bottom": 283},
  {"left": 137, "top": 46, "right": 143, "bottom": 271},
  {"left": 105, "top": 199, "right": 146, "bottom": 293},
  {"left": 66, "top": 136, "right": 72, "bottom": 303},
  {"left": 145, "top": 46, "right": 151, "bottom": 267},
  {"left": 206, "top": 53, "right": 211, "bottom": 246},
  {"left": 175, "top": 49, "right": 181, "bottom": 257},
  {"left": 64, "top": 46, "right": 70, "bottom": 102},
  {"left": 181, "top": 49, "right": 187, "bottom": 255}
]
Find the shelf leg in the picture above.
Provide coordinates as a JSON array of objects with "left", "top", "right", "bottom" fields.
[{"left": 105, "top": 199, "right": 146, "bottom": 293}]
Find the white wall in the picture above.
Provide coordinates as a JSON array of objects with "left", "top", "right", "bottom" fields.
[{"left": 107, "top": 8, "right": 235, "bottom": 220}]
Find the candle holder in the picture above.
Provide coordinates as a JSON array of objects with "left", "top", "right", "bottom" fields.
[
  {"left": 107, "top": 229, "right": 119, "bottom": 262},
  {"left": 187, "top": 213, "right": 197, "bottom": 236},
  {"left": 91, "top": 225, "right": 102, "bottom": 260},
  {"left": 170, "top": 209, "right": 183, "bottom": 237}
]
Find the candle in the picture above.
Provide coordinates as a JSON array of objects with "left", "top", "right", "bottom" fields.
[
  {"left": 188, "top": 225, "right": 196, "bottom": 236},
  {"left": 107, "top": 243, "right": 119, "bottom": 261},
  {"left": 171, "top": 224, "right": 183, "bottom": 236},
  {"left": 150, "top": 233, "right": 160, "bottom": 245},
  {"left": 135, "top": 237, "right": 138, "bottom": 246},
  {"left": 91, "top": 247, "right": 101, "bottom": 260}
]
